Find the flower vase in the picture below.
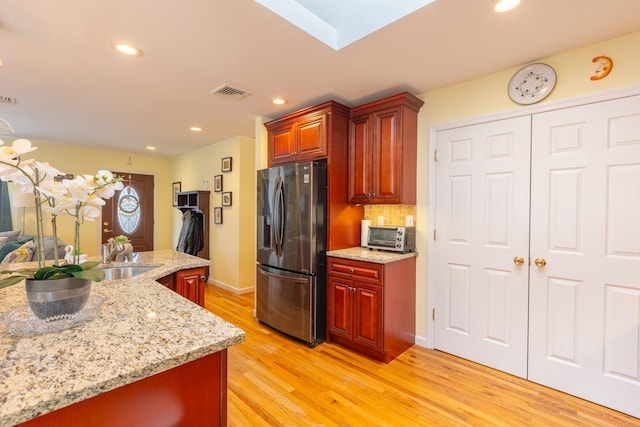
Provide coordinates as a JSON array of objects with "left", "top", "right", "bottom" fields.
[{"left": 25, "top": 277, "right": 92, "bottom": 319}]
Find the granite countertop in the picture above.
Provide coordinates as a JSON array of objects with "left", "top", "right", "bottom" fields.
[
  {"left": 326, "top": 247, "right": 418, "bottom": 264},
  {"left": 0, "top": 250, "right": 245, "bottom": 426}
]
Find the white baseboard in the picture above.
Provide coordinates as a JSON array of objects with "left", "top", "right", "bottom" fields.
[
  {"left": 414, "top": 335, "right": 429, "bottom": 349},
  {"left": 205, "top": 279, "right": 255, "bottom": 295}
]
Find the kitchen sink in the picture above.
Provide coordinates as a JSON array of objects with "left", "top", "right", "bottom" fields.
[{"left": 100, "top": 265, "right": 160, "bottom": 280}]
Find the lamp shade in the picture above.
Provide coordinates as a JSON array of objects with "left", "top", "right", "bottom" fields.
[{"left": 13, "top": 191, "right": 34, "bottom": 208}]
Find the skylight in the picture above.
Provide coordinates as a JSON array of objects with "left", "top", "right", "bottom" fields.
[{"left": 255, "top": 0, "right": 436, "bottom": 50}]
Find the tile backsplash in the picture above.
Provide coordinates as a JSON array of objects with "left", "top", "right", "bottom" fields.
[{"left": 363, "top": 205, "right": 417, "bottom": 227}]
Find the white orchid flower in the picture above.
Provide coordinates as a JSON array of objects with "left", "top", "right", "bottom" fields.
[
  {"left": 12, "top": 139, "right": 38, "bottom": 154},
  {"left": 0, "top": 139, "right": 37, "bottom": 164},
  {"left": 63, "top": 176, "right": 93, "bottom": 202}
]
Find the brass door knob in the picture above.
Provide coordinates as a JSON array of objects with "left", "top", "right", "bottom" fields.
[
  {"left": 534, "top": 257, "right": 547, "bottom": 268},
  {"left": 513, "top": 256, "right": 525, "bottom": 266}
]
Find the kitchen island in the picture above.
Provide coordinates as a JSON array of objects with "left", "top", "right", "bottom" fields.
[{"left": 0, "top": 250, "right": 245, "bottom": 426}]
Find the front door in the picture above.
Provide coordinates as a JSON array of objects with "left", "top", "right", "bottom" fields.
[
  {"left": 528, "top": 95, "right": 640, "bottom": 418},
  {"left": 433, "top": 116, "right": 531, "bottom": 377},
  {"left": 102, "top": 173, "right": 154, "bottom": 252}
]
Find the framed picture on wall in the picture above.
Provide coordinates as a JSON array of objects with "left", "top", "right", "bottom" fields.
[
  {"left": 214, "top": 207, "right": 223, "bottom": 224},
  {"left": 172, "top": 181, "right": 181, "bottom": 206},
  {"left": 214, "top": 175, "right": 223, "bottom": 192},
  {"left": 221, "top": 157, "right": 232, "bottom": 172},
  {"left": 222, "top": 192, "right": 232, "bottom": 207}
]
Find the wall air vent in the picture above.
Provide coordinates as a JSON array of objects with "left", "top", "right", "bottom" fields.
[
  {"left": 210, "top": 84, "right": 252, "bottom": 100},
  {"left": 0, "top": 96, "right": 17, "bottom": 104}
]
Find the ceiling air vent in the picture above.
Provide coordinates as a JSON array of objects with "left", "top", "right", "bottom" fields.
[
  {"left": 0, "top": 96, "right": 17, "bottom": 104},
  {"left": 210, "top": 84, "right": 252, "bottom": 100}
]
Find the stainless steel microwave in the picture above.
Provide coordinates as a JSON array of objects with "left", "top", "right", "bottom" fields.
[{"left": 367, "top": 226, "right": 416, "bottom": 253}]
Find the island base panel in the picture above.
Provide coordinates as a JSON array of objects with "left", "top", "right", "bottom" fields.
[{"left": 19, "top": 350, "right": 227, "bottom": 427}]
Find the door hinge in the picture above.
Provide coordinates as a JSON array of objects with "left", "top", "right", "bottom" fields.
[
  {"left": 432, "top": 308, "right": 436, "bottom": 321},
  {"left": 434, "top": 149, "right": 438, "bottom": 162},
  {"left": 433, "top": 229, "right": 437, "bottom": 241}
]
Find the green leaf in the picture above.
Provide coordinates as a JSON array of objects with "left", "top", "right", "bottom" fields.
[
  {"left": 73, "top": 269, "right": 105, "bottom": 282},
  {"left": 33, "top": 266, "right": 61, "bottom": 280},
  {"left": 58, "top": 264, "right": 83, "bottom": 275},
  {"left": 0, "top": 275, "right": 27, "bottom": 289},
  {"left": 80, "top": 261, "right": 101, "bottom": 271}
]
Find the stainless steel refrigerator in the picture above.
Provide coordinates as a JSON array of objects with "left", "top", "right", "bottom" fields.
[{"left": 256, "top": 161, "right": 327, "bottom": 347}]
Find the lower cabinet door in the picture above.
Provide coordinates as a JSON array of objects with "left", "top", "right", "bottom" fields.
[
  {"left": 176, "top": 268, "right": 205, "bottom": 306},
  {"left": 353, "top": 282, "right": 383, "bottom": 352},
  {"left": 327, "top": 276, "right": 353, "bottom": 339}
]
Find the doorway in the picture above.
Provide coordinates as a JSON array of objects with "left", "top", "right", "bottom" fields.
[
  {"left": 102, "top": 173, "right": 154, "bottom": 252},
  {"left": 432, "top": 94, "right": 640, "bottom": 417}
]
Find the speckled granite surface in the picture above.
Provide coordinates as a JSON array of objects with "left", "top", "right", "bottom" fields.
[
  {"left": 326, "top": 247, "right": 418, "bottom": 264},
  {"left": 0, "top": 250, "right": 245, "bottom": 426}
]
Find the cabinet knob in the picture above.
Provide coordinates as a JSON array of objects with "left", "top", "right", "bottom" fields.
[
  {"left": 349, "top": 268, "right": 354, "bottom": 274},
  {"left": 513, "top": 256, "right": 525, "bottom": 266}
]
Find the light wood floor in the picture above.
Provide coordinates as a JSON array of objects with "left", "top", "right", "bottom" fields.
[{"left": 204, "top": 284, "right": 640, "bottom": 426}]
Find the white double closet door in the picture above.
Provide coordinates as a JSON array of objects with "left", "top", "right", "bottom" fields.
[{"left": 433, "top": 94, "right": 640, "bottom": 417}]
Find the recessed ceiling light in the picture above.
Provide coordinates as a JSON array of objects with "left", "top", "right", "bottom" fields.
[
  {"left": 190, "top": 126, "right": 202, "bottom": 132},
  {"left": 112, "top": 43, "right": 143, "bottom": 57},
  {"left": 272, "top": 98, "right": 287, "bottom": 105},
  {"left": 146, "top": 146, "right": 156, "bottom": 151},
  {"left": 494, "top": 0, "right": 521, "bottom": 13}
]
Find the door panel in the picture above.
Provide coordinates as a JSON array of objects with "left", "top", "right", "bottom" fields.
[
  {"left": 528, "top": 95, "right": 640, "bottom": 417},
  {"left": 327, "top": 276, "right": 352, "bottom": 338},
  {"left": 102, "top": 173, "right": 154, "bottom": 252},
  {"left": 434, "top": 116, "right": 531, "bottom": 378}
]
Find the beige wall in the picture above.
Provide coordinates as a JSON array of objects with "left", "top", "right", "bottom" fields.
[
  {"left": 172, "top": 136, "right": 256, "bottom": 292},
  {"left": 415, "top": 31, "right": 640, "bottom": 343},
  {"left": 8, "top": 140, "right": 173, "bottom": 256}
]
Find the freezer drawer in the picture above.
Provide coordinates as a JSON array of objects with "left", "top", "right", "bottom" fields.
[{"left": 256, "top": 265, "right": 324, "bottom": 346}]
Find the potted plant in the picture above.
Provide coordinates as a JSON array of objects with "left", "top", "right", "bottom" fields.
[{"left": 0, "top": 138, "right": 123, "bottom": 319}]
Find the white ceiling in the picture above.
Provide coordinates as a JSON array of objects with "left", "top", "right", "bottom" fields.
[{"left": 0, "top": 0, "right": 639, "bottom": 157}]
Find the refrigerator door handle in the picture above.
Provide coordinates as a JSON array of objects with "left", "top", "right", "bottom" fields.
[
  {"left": 272, "top": 175, "right": 285, "bottom": 257},
  {"left": 257, "top": 266, "right": 309, "bottom": 284}
]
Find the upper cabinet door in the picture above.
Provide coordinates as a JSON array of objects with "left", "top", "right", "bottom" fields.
[
  {"left": 294, "top": 113, "right": 327, "bottom": 162},
  {"left": 265, "top": 102, "right": 344, "bottom": 166},
  {"left": 348, "top": 92, "right": 424, "bottom": 205},
  {"left": 347, "top": 114, "right": 372, "bottom": 204},
  {"left": 269, "top": 124, "right": 295, "bottom": 165}
]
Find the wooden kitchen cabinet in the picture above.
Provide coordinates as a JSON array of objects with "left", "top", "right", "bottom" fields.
[
  {"left": 20, "top": 351, "right": 227, "bottom": 427},
  {"left": 155, "top": 273, "right": 175, "bottom": 291},
  {"left": 265, "top": 99, "right": 362, "bottom": 250},
  {"left": 156, "top": 267, "right": 206, "bottom": 307},
  {"left": 265, "top": 100, "right": 350, "bottom": 166},
  {"left": 348, "top": 92, "right": 424, "bottom": 205},
  {"left": 176, "top": 267, "right": 206, "bottom": 307},
  {"left": 326, "top": 255, "right": 416, "bottom": 363}
]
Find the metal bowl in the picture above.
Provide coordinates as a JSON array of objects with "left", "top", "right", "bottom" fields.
[{"left": 25, "top": 278, "right": 92, "bottom": 320}]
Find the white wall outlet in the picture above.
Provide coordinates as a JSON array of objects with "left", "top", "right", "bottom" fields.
[
  {"left": 406, "top": 215, "right": 414, "bottom": 226},
  {"left": 377, "top": 215, "right": 384, "bottom": 226}
]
